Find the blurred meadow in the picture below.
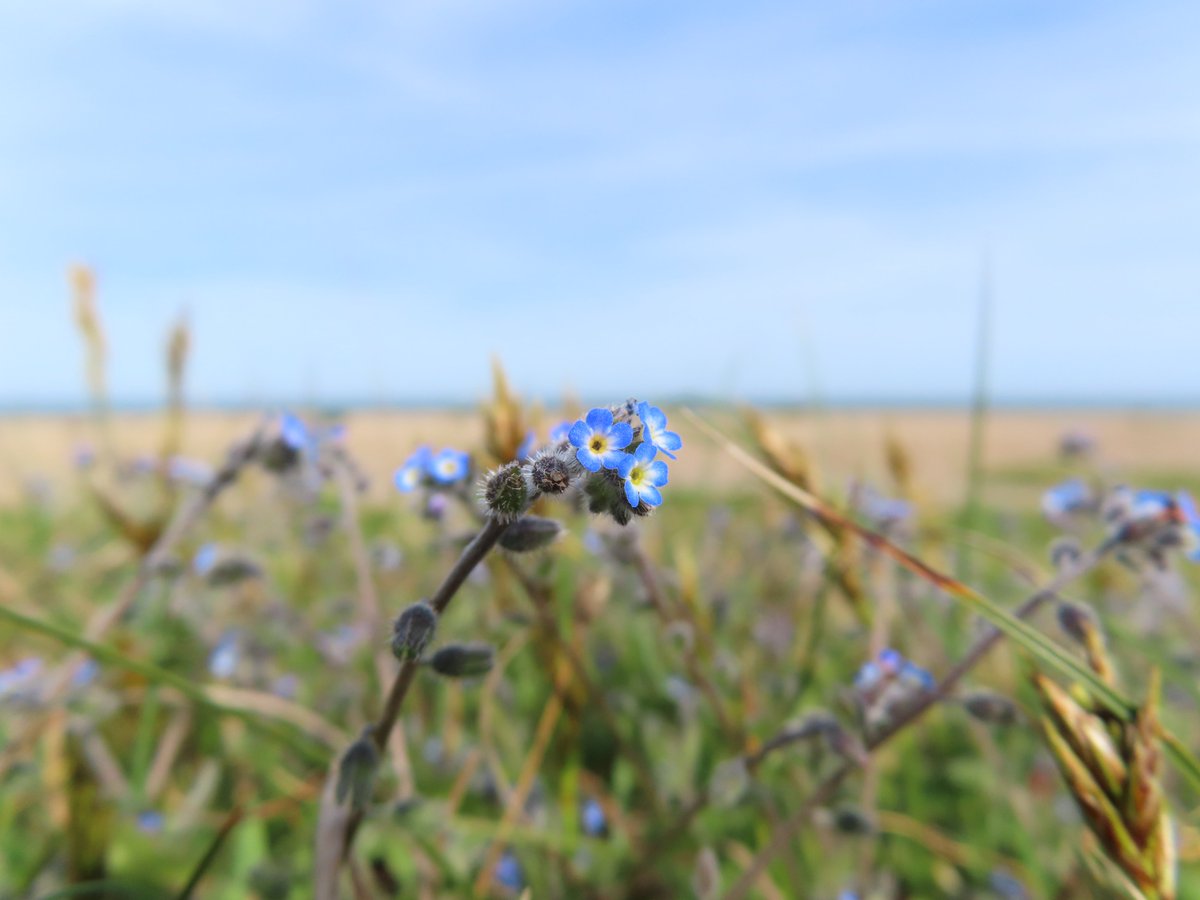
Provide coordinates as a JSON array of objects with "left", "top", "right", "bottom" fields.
[
  {"left": 3, "top": 3, "right": 1200, "bottom": 899},
  {"left": 1, "top": 289, "right": 1199, "bottom": 899}
]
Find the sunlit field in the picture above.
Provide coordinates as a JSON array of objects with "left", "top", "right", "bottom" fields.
[{"left": 1, "top": 312, "right": 1198, "bottom": 899}]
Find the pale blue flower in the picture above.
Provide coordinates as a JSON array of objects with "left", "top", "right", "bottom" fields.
[
  {"left": 1041, "top": 479, "right": 1091, "bottom": 519},
  {"left": 515, "top": 430, "right": 536, "bottom": 461},
  {"left": 280, "top": 412, "right": 311, "bottom": 451},
  {"left": 617, "top": 443, "right": 669, "bottom": 508},
  {"left": 72, "top": 659, "right": 100, "bottom": 688},
  {"left": 636, "top": 402, "right": 682, "bottom": 460},
  {"left": 549, "top": 420, "right": 572, "bottom": 443},
  {"left": 137, "top": 810, "right": 164, "bottom": 834},
  {"left": 209, "top": 631, "right": 240, "bottom": 679},
  {"left": 494, "top": 851, "right": 523, "bottom": 891},
  {"left": 193, "top": 543, "right": 219, "bottom": 577},
  {"left": 0, "top": 657, "right": 42, "bottom": 698},
  {"left": 1174, "top": 490, "right": 1200, "bottom": 561},
  {"left": 394, "top": 446, "right": 433, "bottom": 492},
  {"left": 581, "top": 798, "right": 607, "bottom": 836},
  {"left": 429, "top": 448, "right": 470, "bottom": 484},
  {"left": 569, "top": 408, "right": 634, "bottom": 472}
]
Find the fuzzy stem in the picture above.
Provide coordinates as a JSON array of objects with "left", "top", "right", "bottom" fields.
[{"left": 318, "top": 515, "right": 509, "bottom": 898}]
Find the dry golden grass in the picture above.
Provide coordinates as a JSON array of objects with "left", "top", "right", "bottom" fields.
[{"left": 2, "top": 407, "right": 1197, "bottom": 507}]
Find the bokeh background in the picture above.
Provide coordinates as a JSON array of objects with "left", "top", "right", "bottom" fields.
[{"left": 2, "top": 4, "right": 1200, "bottom": 900}]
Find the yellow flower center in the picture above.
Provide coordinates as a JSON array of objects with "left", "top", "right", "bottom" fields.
[{"left": 590, "top": 437, "right": 605, "bottom": 453}]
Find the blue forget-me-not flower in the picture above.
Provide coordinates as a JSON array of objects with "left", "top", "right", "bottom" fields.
[
  {"left": 636, "top": 402, "right": 682, "bottom": 460},
  {"left": 617, "top": 444, "right": 669, "bottom": 508},
  {"left": 569, "top": 408, "right": 634, "bottom": 472}
]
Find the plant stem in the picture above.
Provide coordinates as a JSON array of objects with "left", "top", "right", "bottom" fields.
[
  {"left": 317, "top": 515, "right": 509, "bottom": 898},
  {"left": 721, "top": 536, "right": 1117, "bottom": 900}
]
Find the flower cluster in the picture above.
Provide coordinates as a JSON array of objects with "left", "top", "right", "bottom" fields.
[
  {"left": 852, "top": 648, "right": 934, "bottom": 733},
  {"left": 565, "top": 401, "right": 682, "bottom": 522},
  {"left": 393, "top": 446, "right": 471, "bottom": 493}
]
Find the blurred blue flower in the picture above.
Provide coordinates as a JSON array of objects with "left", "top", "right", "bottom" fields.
[
  {"left": 1041, "top": 478, "right": 1091, "bottom": 519},
  {"left": 209, "top": 631, "right": 240, "bottom": 679},
  {"left": 636, "top": 402, "right": 682, "bottom": 460},
  {"left": 617, "top": 443, "right": 669, "bottom": 508},
  {"left": 137, "top": 810, "right": 164, "bottom": 834},
  {"left": 430, "top": 448, "right": 470, "bottom": 485},
  {"left": 900, "top": 660, "right": 936, "bottom": 691},
  {"left": 1175, "top": 490, "right": 1200, "bottom": 561},
  {"left": 581, "top": 797, "right": 607, "bottom": 836},
  {"left": 423, "top": 492, "right": 449, "bottom": 521},
  {"left": 72, "top": 658, "right": 99, "bottom": 689},
  {"left": 855, "top": 649, "right": 933, "bottom": 693},
  {"left": 853, "top": 660, "right": 883, "bottom": 691},
  {"left": 549, "top": 420, "right": 572, "bottom": 443},
  {"left": 494, "top": 851, "right": 523, "bottom": 891},
  {"left": 855, "top": 484, "right": 912, "bottom": 526},
  {"left": 989, "top": 869, "right": 1030, "bottom": 899},
  {"left": 877, "top": 648, "right": 903, "bottom": 674},
  {"left": 0, "top": 657, "right": 42, "bottom": 698},
  {"left": 515, "top": 430, "right": 536, "bottom": 461},
  {"left": 394, "top": 446, "right": 433, "bottom": 493},
  {"left": 280, "top": 412, "right": 311, "bottom": 451},
  {"left": 569, "top": 408, "right": 633, "bottom": 472},
  {"left": 193, "top": 543, "right": 219, "bottom": 577}
]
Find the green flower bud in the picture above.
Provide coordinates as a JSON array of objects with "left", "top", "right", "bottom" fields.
[
  {"left": 392, "top": 601, "right": 437, "bottom": 662},
  {"left": 961, "top": 690, "right": 1019, "bottom": 725},
  {"left": 428, "top": 643, "right": 495, "bottom": 678},
  {"left": 336, "top": 726, "right": 381, "bottom": 810},
  {"left": 206, "top": 555, "right": 263, "bottom": 587},
  {"left": 498, "top": 516, "right": 563, "bottom": 553},
  {"left": 482, "top": 463, "right": 529, "bottom": 522}
]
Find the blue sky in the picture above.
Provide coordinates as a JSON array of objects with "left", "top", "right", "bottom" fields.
[{"left": 1, "top": 1, "right": 1198, "bottom": 407}]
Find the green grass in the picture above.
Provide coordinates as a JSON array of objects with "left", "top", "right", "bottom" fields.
[{"left": 1, "top": 431, "right": 1198, "bottom": 899}]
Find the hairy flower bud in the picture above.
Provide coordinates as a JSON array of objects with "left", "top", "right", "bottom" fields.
[
  {"left": 529, "top": 449, "right": 573, "bottom": 495},
  {"left": 961, "top": 690, "right": 1019, "bottom": 725},
  {"left": 498, "top": 516, "right": 563, "bottom": 553},
  {"left": 1050, "top": 537, "right": 1083, "bottom": 570},
  {"left": 392, "top": 602, "right": 437, "bottom": 662},
  {"left": 482, "top": 462, "right": 529, "bottom": 522},
  {"left": 205, "top": 555, "right": 263, "bottom": 587},
  {"left": 336, "top": 726, "right": 381, "bottom": 810},
  {"left": 1057, "top": 601, "right": 1097, "bottom": 645},
  {"left": 428, "top": 643, "right": 495, "bottom": 678},
  {"left": 257, "top": 437, "right": 301, "bottom": 474}
]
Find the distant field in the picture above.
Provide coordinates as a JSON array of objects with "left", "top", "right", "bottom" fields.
[{"left": 3, "top": 407, "right": 1198, "bottom": 506}]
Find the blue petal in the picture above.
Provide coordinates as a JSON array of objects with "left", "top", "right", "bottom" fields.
[
  {"left": 624, "top": 479, "right": 640, "bottom": 507},
  {"left": 394, "top": 465, "right": 421, "bottom": 493},
  {"left": 568, "top": 420, "right": 591, "bottom": 448},
  {"left": 576, "top": 448, "right": 602, "bottom": 472},
  {"left": 280, "top": 413, "right": 310, "bottom": 450},
  {"left": 637, "top": 401, "right": 667, "bottom": 431},
  {"left": 632, "top": 442, "right": 657, "bottom": 464},
  {"left": 640, "top": 485, "right": 663, "bottom": 507},
  {"left": 600, "top": 448, "right": 629, "bottom": 470},
  {"left": 585, "top": 407, "right": 614, "bottom": 430},
  {"left": 608, "top": 422, "right": 634, "bottom": 449},
  {"left": 1177, "top": 490, "right": 1199, "bottom": 524},
  {"left": 616, "top": 453, "right": 637, "bottom": 478},
  {"left": 659, "top": 430, "right": 682, "bottom": 452},
  {"left": 646, "top": 460, "right": 669, "bottom": 485}
]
